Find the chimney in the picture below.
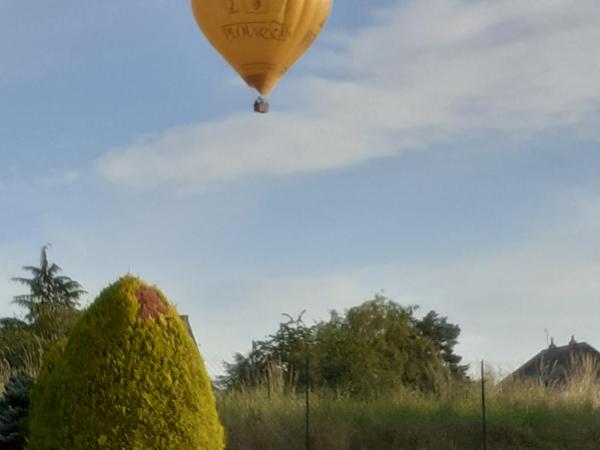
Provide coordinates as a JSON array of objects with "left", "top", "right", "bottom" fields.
[
  {"left": 569, "top": 335, "right": 577, "bottom": 345},
  {"left": 549, "top": 337, "right": 556, "bottom": 349}
]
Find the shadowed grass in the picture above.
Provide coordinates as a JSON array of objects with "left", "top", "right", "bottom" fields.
[{"left": 0, "top": 337, "right": 44, "bottom": 393}]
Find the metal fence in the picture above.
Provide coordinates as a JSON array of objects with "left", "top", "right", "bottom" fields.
[{"left": 202, "top": 357, "right": 490, "bottom": 450}]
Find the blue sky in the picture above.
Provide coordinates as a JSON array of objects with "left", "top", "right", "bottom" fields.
[{"left": 2, "top": 0, "right": 600, "bottom": 376}]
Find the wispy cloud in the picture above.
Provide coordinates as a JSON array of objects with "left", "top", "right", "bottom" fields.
[
  {"left": 98, "top": 0, "right": 600, "bottom": 189},
  {"left": 33, "top": 169, "right": 80, "bottom": 188},
  {"left": 195, "top": 194, "right": 600, "bottom": 371}
]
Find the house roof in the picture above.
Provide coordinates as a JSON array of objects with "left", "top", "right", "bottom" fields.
[
  {"left": 510, "top": 338, "right": 600, "bottom": 383},
  {"left": 179, "top": 314, "right": 197, "bottom": 346}
]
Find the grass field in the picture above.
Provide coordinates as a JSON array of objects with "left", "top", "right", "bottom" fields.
[
  {"left": 3, "top": 357, "right": 600, "bottom": 449},
  {"left": 217, "top": 364, "right": 600, "bottom": 450}
]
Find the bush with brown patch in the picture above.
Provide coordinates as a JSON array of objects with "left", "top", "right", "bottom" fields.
[{"left": 27, "top": 275, "right": 224, "bottom": 450}]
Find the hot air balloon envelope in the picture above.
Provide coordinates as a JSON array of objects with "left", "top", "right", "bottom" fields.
[{"left": 191, "top": 0, "right": 333, "bottom": 97}]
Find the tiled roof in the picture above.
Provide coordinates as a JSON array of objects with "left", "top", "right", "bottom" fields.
[{"left": 511, "top": 340, "right": 600, "bottom": 384}]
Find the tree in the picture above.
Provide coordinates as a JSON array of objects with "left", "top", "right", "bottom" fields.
[
  {"left": 415, "top": 310, "right": 468, "bottom": 379},
  {"left": 12, "top": 245, "right": 86, "bottom": 314},
  {"left": 219, "top": 312, "right": 312, "bottom": 391},
  {"left": 28, "top": 275, "right": 224, "bottom": 450},
  {"left": 0, "top": 246, "right": 86, "bottom": 374},
  {"left": 312, "top": 296, "right": 449, "bottom": 394},
  {"left": 10, "top": 246, "right": 85, "bottom": 339},
  {"left": 220, "top": 295, "right": 464, "bottom": 395},
  {"left": 0, "top": 318, "right": 27, "bottom": 329},
  {"left": 0, "top": 247, "right": 86, "bottom": 448}
]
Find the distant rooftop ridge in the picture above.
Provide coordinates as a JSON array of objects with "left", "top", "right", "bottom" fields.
[
  {"left": 179, "top": 314, "right": 197, "bottom": 345},
  {"left": 546, "top": 335, "right": 584, "bottom": 350},
  {"left": 509, "top": 335, "right": 600, "bottom": 385}
]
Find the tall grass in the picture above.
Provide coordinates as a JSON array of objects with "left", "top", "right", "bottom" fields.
[
  {"left": 0, "top": 336, "right": 45, "bottom": 393},
  {"left": 217, "top": 357, "right": 600, "bottom": 449}
]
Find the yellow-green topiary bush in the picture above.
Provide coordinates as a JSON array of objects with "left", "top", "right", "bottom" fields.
[{"left": 27, "top": 275, "right": 224, "bottom": 450}]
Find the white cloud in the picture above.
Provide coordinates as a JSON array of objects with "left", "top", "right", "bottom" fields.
[
  {"left": 97, "top": 0, "right": 600, "bottom": 190},
  {"left": 96, "top": 112, "right": 398, "bottom": 190},
  {"left": 33, "top": 170, "right": 80, "bottom": 188},
  {"left": 191, "top": 195, "right": 600, "bottom": 375},
  {"left": 3, "top": 181, "right": 597, "bottom": 378},
  {"left": 361, "top": 196, "right": 600, "bottom": 370},
  {"left": 191, "top": 274, "right": 365, "bottom": 375},
  {"left": 194, "top": 232, "right": 600, "bottom": 375}
]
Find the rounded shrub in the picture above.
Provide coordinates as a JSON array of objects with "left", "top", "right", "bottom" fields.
[
  {"left": 27, "top": 275, "right": 224, "bottom": 449},
  {"left": 0, "top": 372, "right": 33, "bottom": 450}
]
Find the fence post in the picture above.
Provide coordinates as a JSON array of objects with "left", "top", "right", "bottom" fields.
[
  {"left": 282, "top": 310, "right": 310, "bottom": 450},
  {"left": 305, "top": 350, "right": 310, "bottom": 450},
  {"left": 481, "top": 360, "right": 487, "bottom": 450}
]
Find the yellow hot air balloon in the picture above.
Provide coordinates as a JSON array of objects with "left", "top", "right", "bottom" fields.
[{"left": 191, "top": 0, "right": 333, "bottom": 113}]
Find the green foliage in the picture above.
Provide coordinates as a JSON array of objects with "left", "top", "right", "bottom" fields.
[
  {"left": 312, "top": 296, "right": 449, "bottom": 394},
  {"left": 0, "top": 329, "right": 45, "bottom": 379},
  {"left": 220, "top": 294, "right": 462, "bottom": 395},
  {"left": 27, "top": 275, "right": 224, "bottom": 450},
  {"left": 22, "top": 341, "right": 66, "bottom": 449},
  {"left": 0, "top": 372, "right": 33, "bottom": 450},
  {"left": 0, "top": 246, "right": 84, "bottom": 380},
  {"left": 414, "top": 310, "right": 468, "bottom": 379},
  {"left": 11, "top": 246, "right": 85, "bottom": 331},
  {"left": 220, "top": 313, "right": 313, "bottom": 391}
]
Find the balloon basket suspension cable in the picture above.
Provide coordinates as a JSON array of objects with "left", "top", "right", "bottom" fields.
[{"left": 254, "top": 96, "right": 270, "bottom": 114}]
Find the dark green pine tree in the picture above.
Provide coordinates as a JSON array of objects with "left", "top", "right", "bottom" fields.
[
  {"left": 415, "top": 310, "right": 469, "bottom": 379},
  {"left": 12, "top": 246, "right": 86, "bottom": 320}
]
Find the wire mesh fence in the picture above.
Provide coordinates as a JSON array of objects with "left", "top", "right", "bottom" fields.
[
  {"left": 203, "top": 357, "right": 600, "bottom": 450},
  {"left": 202, "top": 357, "right": 490, "bottom": 450},
  {"left": 5, "top": 353, "right": 600, "bottom": 449}
]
